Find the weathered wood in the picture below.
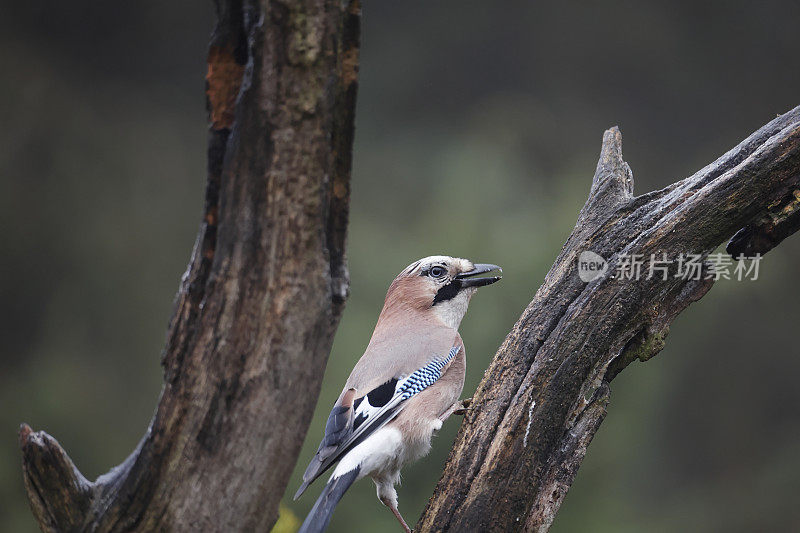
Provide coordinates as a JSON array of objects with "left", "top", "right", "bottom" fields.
[
  {"left": 19, "top": 0, "right": 360, "bottom": 531},
  {"left": 418, "top": 107, "right": 800, "bottom": 532}
]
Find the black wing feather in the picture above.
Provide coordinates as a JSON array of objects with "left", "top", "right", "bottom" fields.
[
  {"left": 294, "top": 347, "right": 458, "bottom": 500},
  {"left": 366, "top": 378, "right": 397, "bottom": 407},
  {"left": 320, "top": 405, "right": 350, "bottom": 450}
]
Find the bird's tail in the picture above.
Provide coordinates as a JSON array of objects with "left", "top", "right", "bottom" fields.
[{"left": 297, "top": 466, "right": 360, "bottom": 533}]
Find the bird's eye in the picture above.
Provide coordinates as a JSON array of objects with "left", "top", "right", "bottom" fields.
[{"left": 429, "top": 266, "right": 447, "bottom": 278}]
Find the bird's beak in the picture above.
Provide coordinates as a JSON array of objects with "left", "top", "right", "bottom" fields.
[{"left": 456, "top": 263, "right": 503, "bottom": 288}]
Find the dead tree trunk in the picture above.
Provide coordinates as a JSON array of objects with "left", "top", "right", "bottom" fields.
[
  {"left": 418, "top": 107, "right": 800, "bottom": 532},
  {"left": 19, "top": 0, "right": 360, "bottom": 531}
]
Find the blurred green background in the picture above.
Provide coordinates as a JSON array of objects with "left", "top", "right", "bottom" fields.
[{"left": 2, "top": 1, "right": 800, "bottom": 531}]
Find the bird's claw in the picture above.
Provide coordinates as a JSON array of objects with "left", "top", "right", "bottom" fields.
[{"left": 453, "top": 397, "right": 473, "bottom": 415}]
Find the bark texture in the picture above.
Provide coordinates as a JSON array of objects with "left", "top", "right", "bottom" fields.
[
  {"left": 20, "top": 0, "right": 360, "bottom": 531},
  {"left": 418, "top": 106, "right": 800, "bottom": 532}
]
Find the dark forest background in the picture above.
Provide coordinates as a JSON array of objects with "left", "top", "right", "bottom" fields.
[{"left": 2, "top": 1, "right": 800, "bottom": 531}]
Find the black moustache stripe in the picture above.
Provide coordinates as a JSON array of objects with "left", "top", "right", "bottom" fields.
[{"left": 433, "top": 279, "right": 462, "bottom": 305}]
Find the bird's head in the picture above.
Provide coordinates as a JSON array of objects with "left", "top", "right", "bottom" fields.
[{"left": 382, "top": 255, "right": 502, "bottom": 329}]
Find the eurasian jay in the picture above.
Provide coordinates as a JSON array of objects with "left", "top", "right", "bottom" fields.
[{"left": 294, "top": 255, "right": 502, "bottom": 533}]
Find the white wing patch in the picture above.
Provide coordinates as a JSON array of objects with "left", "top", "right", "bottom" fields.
[
  {"left": 352, "top": 345, "right": 459, "bottom": 425},
  {"left": 302, "top": 346, "right": 461, "bottom": 499},
  {"left": 315, "top": 346, "right": 460, "bottom": 482}
]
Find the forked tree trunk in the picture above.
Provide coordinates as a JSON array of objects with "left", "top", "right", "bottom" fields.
[
  {"left": 417, "top": 108, "right": 800, "bottom": 532},
  {"left": 19, "top": 1, "right": 800, "bottom": 531},
  {"left": 19, "top": 0, "right": 360, "bottom": 531}
]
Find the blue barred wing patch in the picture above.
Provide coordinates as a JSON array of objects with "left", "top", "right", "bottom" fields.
[
  {"left": 296, "top": 345, "right": 460, "bottom": 497},
  {"left": 397, "top": 346, "right": 459, "bottom": 399}
]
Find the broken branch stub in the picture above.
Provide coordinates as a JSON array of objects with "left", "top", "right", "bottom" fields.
[{"left": 418, "top": 106, "right": 800, "bottom": 532}]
